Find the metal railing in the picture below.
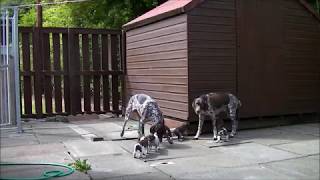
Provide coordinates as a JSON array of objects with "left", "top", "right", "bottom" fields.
[{"left": 0, "top": 8, "right": 22, "bottom": 132}]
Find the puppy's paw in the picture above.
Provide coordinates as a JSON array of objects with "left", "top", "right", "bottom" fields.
[
  {"left": 213, "top": 136, "right": 218, "bottom": 141},
  {"left": 178, "top": 136, "right": 184, "bottom": 142},
  {"left": 193, "top": 136, "right": 199, "bottom": 140},
  {"left": 230, "top": 132, "right": 236, "bottom": 138}
]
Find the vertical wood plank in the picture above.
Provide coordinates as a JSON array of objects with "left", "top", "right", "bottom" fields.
[
  {"left": 120, "top": 31, "right": 126, "bottom": 114},
  {"left": 42, "top": 32, "right": 52, "bottom": 114},
  {"left": 82, "top": 34, "right": 91, "bottom": 113},
  {"left": 101, "top": 34, "right": 110, "bottom": 112},
  {"left": 68, "top": 29, "right": 81, "bottom": 114},
  {"left": 111, "top": 35, "right": 119, "bottom": 113},
  {"left": 22, "top": 32, "right": 32, "bottom": 115},
  {"left": 53, "top": 33, "right": 62, "bottom": 113},
  {"left": 33, "top": 28, "right": 43, "bottom": 117},
  {"left": 62, "top": 33, "right": 70, "bottom": 114},
  {"left": 92, "top": 34, "right": 101, "bottom": 112}
]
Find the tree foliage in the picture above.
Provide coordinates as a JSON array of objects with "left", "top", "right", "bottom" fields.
[{"left": 0, "top": 0, "right": 163, "bottom": 28}]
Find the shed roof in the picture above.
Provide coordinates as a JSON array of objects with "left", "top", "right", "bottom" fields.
[{"left": 123, "top": 0, "right": 204, "bottom": 30}]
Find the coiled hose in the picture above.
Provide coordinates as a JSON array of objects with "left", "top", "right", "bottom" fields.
[{"left": 0, "top": 163, "right": 75, "bottom": 180}]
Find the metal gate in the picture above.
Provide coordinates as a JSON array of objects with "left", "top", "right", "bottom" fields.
[{"left": 0, "top": 7, "right": 22, "bottom": 132}]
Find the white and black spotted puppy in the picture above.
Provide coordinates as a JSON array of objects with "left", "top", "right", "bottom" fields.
[
  {"left": 133, "top": 134, "right": 160, "bottom": 159},
  {"left": 216, "top": 127, "right": 230, "bottom": 143},
  {"left": 192, "top": 92, "right": 241, "bottom": 141}
]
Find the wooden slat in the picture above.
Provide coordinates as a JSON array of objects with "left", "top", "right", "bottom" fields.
[
  {"left": 22, "top": 32, "right": 32, "bottom": 115},
  {"left": 53, "top": 33, "right": 62, "bottom": 113},
  {"left": 42, "top": 33, "right": 52, "bottom": 114},
  {"left": 190, "top": 7, "right": 235, "bottom": 17},
  {"left": 33, "top": 28, "right": 43, "bottom": 116},
  {"left": 126, "top": 58, "right": 187, "bottom": 69},
  {"left": 101, "top": 34, "right": 110, "bottom": 112},
  {"left": 127, "top": 67, "right": 187, "bottom": 76},
  {"left": 127, "top": 31, "right": 187, "bottom": 50},
  {"left": 111, "top": 35, "right": 120, "bottom": 112},
  {"left": 126, "top": 22, "right": 187, "bottom": 43},
  {"left": 126, "top": 14, "right": 186, "bottom": 37},
  {"left": 68, "top": 30, "right": 81, "bottom": 114},
  {"left": 82, "top": 34, "right": 91, "bottom": 113},
  {"left": 127, "top": 76, "right": 187, "bottom": 85},
  {"left": 127, "top": 83, "right": 187, "bottom": 94},
  {"left": 126, "top": 50, "right": 187, "bottom": 63},
  {"left": 92, "top": 34, "right": 101, "bottom": 112},
  {"left": 128, "top": 89, "right": 188, "bottom": 103},
  {"left": 127, "top": 40, "right": 187, "bottom": 56},
  {"left": 62, "top": 33, "right": 70, "bottom": 113},
  {"left": 188, "top": 15, "right": 235, "bottom": 25}
]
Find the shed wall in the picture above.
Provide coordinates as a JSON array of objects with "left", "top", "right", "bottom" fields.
[
  {"left": 125, "top": 14, "right": 189, "bottom": 120},
  {"left": 283, "top": 0, "right": 320, "bottom": 114},
  {"left": 188, "top": 0, "right": 237, "bottom": 121},
  {"left": 238, "top": 0, "right": 320, "bottom": 117}
]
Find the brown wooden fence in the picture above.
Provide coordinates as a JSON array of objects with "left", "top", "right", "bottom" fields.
[{"left": 19, "top": 27, "right": 124, "bottom": 118}]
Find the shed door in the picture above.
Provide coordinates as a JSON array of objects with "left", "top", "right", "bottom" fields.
[{"left": 237, "top": 0, "right": 287, "bottom": 117}]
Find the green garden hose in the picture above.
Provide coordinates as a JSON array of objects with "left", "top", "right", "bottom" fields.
[{"left": 0, "top": 163, "right": 75, "bottom": 180}]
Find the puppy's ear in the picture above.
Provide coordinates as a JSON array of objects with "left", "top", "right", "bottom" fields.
[
  {"left": 192, "top": 98, "right": 196, "bottom": 109},
  {"left": 150, "top": 125, "right": 155, "bottom": 134},
  {"left": 200, "top": 95, "right": 209, "bottom": 111}
]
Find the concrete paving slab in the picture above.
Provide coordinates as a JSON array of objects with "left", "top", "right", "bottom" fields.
[
  {"left": 1, "top": 143, "right": 73, "bottom": 164},
  {"left": 116, "top": 139, "right": 217, "bottom": 161},
  {"left": 0, "top": 164, "right": 90, "bottom": 180},
  {"left": 273, "top": 139, "right": 319, "bottom": 155},
  {"left": 193, "top": 135, "right": 253, "bottom": 148},
  {"left": 155, "top": 164, "right": 295, "bottom": 180},
  {"left": 106, "top": 172, "right": 173, "bottom": 180},
  {"left": 0, "top": 132, "right": 39, "bottom": 147},
  {"left": 79, "top": 122, "right": 125, "bottom": 133},
  {"left": 64, "top": 140, "right": 126, "bottom": 158},
  {"left": 309, "top": 154, "right": 320, "bottom": 160},
  {"left": 33, "top": 128, "right": 82, "bottom": 143},
  {"left": 106, "top": 130, "right": 139, "bottom": 140},
  {"left": 238, "top": 131, "right": 318, "bottom": 146},
  {"left": 275, "top": 123, "right": 320, "bottom": 137},
  {"left": 29, "top": 121, "right": 70, "bottom": 129},
  {"left": 263, "top": 156, "right": 320, "bottom": 180},
  {"left": 87, "top": 154, "right": 157, "bottom": 179},
  {"left": 236, "top": 128, "right": 283, "bottom": 138},
  {"left": 213, "top": 142, "right": 300, "bottom": 163}
]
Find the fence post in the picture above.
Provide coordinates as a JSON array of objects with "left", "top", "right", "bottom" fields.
[
  {"left": 33, "top": 28, "right": 44, "bottom": 118},
  {"left": 121, "top": 30, "right": 126, "bottom": 115},
  {"left": 67, "top": 29, "right": 81, "bottom": 115}
]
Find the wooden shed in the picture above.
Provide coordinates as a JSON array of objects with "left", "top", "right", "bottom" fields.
[{"left": 123, "top": 0, "right": 320, "bottom": 128}]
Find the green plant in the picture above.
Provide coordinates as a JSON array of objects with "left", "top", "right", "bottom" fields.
[{"left": 68, "top": 159, "right": 91, "bottom": 174}]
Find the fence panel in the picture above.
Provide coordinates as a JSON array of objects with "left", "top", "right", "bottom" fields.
[
  {"left": 19, "top": 27, "right": 123, "bottom": 118},
  {"left": 21, "top": 31, "right": 32, "bottom": 115},
  {"left": 111, "top": 35, "right": 120, "bottom": 112},
  {"left": 53, "top": 33, "right": 62, "bottom": 113},
  {"left": 92, "top": 34, "right": 101, "bottom": 112}
]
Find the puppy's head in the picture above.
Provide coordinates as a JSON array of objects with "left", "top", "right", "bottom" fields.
[
  {"left": 192, "top": 95, "right": 208, "bottom": 115},
  {"left": 150, "top": 123, "right": 165, "bottom": 142}
]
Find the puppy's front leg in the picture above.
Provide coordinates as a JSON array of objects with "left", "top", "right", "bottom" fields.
[
  {"left": 193, "top": 114, "right": 204, "bottom": 140},
  {"left": 138, "top": 121, "right": 145, "bottom": 139}
]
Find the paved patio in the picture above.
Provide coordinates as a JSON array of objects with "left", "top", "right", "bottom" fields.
[{"left": 0, "top": 117, "right": 319, "bottom": 180}]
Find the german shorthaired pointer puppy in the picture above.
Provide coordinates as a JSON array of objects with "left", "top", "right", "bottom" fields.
[
  {"left": 133, "top": 134, "right": 160, "bottom": 159},
  {"left": 150, "top": 123, "right": 173, "bottom": 144},
  {"left": 120, "top": 94, "right": 171, "bottom": 143},
  {"left": 192, "top": 93, "right": 241, "bottom": 141}
]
